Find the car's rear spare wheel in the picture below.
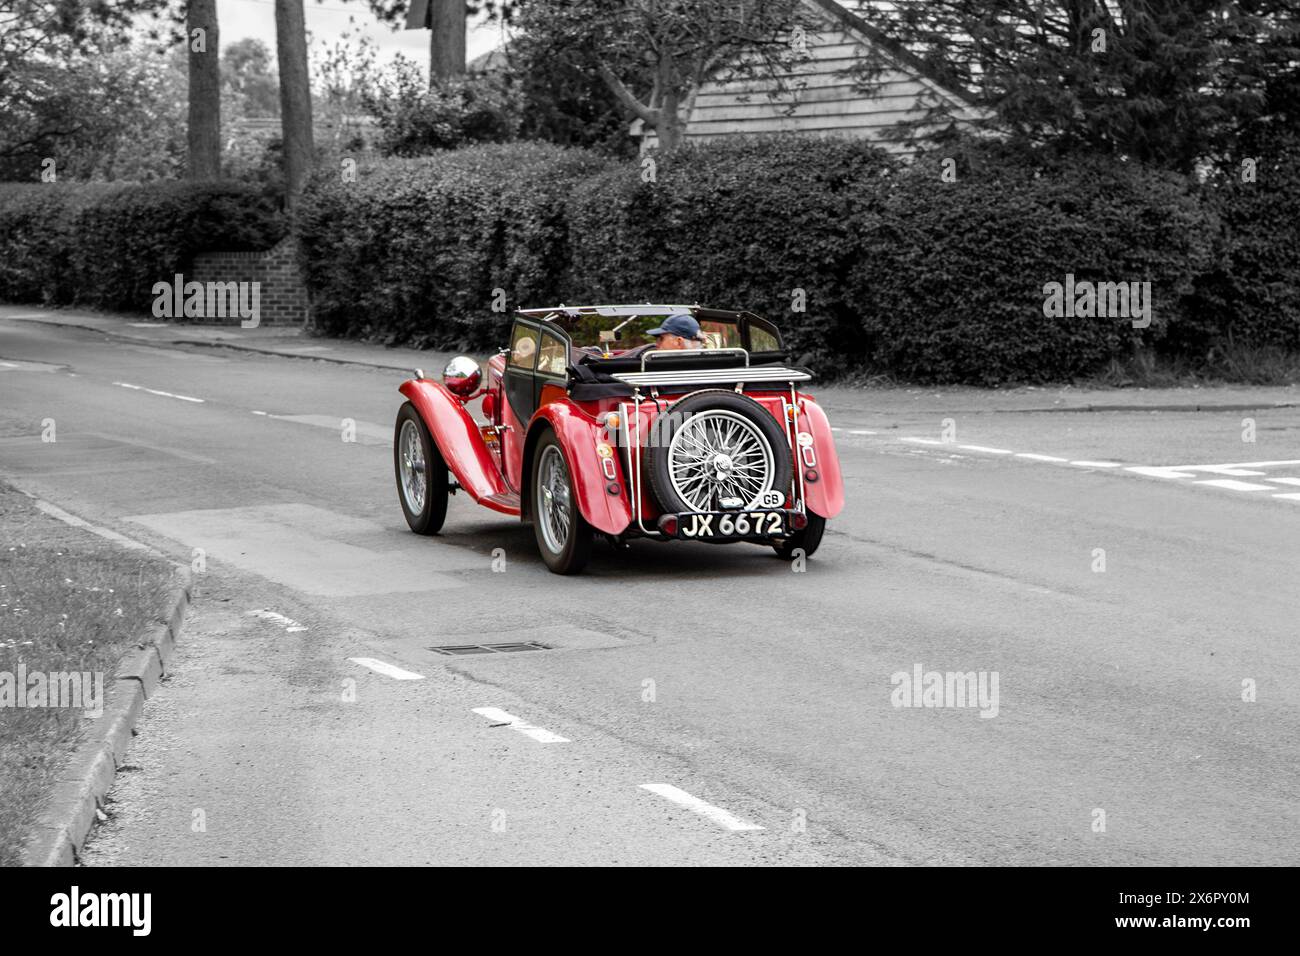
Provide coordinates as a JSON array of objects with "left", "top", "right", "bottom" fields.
[
  {"left": 395, "top": 402, "right": 449, "bottom": 535},
  {"left": 646, "top": 390, "right": 793, "bottom": 515},
  {"left": 531, "top": 430, "right": 593, "bottom": 575}
]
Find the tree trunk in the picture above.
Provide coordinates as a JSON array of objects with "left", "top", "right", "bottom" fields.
[
  {"left": 656, "top": 90, "right": 684, "bottom": 151},
  {"left": 429, "top": 0, "right": 467, "bottom": 82},
  {"left": 186, "top": 0, "right": 221, "bottom": 180},
  {"left": 275, "top": 0, "right": 314, "bottom": 208}
]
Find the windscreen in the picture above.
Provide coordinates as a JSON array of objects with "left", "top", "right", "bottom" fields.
[{"left": 561, "top": 313, "right": 743, "bottom": 351}]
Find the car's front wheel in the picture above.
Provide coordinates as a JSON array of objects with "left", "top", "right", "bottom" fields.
[
  {"left": 773, "top": 512, "right": 826, "bottom": 560},
  {"left": 531, "top": 430, "right": 593, "bottom": 575},
  {"left": 394, "top": 402, "right": 449, "bottom": 535}
]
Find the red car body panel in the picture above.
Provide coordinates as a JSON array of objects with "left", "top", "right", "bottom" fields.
[
  {"left": 398, "top": 379, "right": 516, "bottom": 512},
  {"left": 796, "top": 397, "right": 845, "bottom": 519},
  {"left": 527, "top": 402, "right": 633, "bottom": 536}
]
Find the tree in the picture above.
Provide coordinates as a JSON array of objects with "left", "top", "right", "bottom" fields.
[
  {"left": 373, "top": 1, "right": 509, "bottom": 83},
  {"left": 0, "top": 47, "right": 188, "bottom": 181},
  {"left": 0, "top": 0, "right": 171, "bottom": 177},
  {"left": 510, "top": 0, "right": 809, "bottom": 151},
  {"left": 187, "top": 0, "right": 221, "bottom": 179},
  {"left": 848, "top": 1, "right": 1300, "bottom": 172},
  {"left": 275, "top": 0, "right": 314, "bottom": 205},
  {"left": 430, "top": 0, "right": 467, "bottom": 80},
  {"left": 224, "top": 38, "right": 280, "bottom": 118}
]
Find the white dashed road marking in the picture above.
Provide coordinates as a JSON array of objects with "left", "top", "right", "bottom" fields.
[
  {"left": 638, "top": 784, "right": 765, "bottom": 832},
  {"left": 348, "top": 658, "right": 425, "bottom": 680},
  {"left": 900, "top": 439, "right": 1300, "bottom": 504},
  {"left": 248, "top": 609, "right": 308, "bottom": 632},
  {"left": 472, "top": 707, "right": 571, "bottom": 744},
  {"left": 114, "top": 382, "right": 204, "bottom": 403},
  {"left": 1195, "top": 479, "right": 1275, "bottom": 492}
]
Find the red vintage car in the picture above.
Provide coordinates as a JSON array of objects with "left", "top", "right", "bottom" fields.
[{"left": 393, "top": 304, "right": 844, "bottom": 574}]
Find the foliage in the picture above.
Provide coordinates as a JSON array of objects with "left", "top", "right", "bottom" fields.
[
  {"left": 0, "top": 181, "right": 284, "bottom": 309},
  {"left": 849, "top": 0, "right": 1300, "bottom": 172}
]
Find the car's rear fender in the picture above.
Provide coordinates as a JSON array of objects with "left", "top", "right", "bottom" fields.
[
  {"left": 522, "top": 403, "right": 632, "bottom": 536},
  {"left": 399, "top": 379, "right": 508, "bottom": 503},
  {"left": 795, "top": 396, "right": 845, "bottom": 519}
]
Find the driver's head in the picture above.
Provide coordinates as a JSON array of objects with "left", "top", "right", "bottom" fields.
[{"left": 647, "top": 314, "right": 703, "bottom": 351}]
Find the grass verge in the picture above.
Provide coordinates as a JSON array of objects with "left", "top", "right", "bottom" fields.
[{"left": 0, "top": 486, "right": 172, "bottom": 865}]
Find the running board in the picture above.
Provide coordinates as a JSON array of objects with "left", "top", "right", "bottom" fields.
[{"left": 479, "top": 491, "right": 521, "bottom": 515}]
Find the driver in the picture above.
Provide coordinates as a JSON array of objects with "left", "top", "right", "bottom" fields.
[{"left": 647, "top": 314, "right": 706, "bottom": 351}]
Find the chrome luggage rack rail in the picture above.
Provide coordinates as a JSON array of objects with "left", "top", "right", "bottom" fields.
[{"left": 612, "top": 366, "right": 812, "bottom": 387}]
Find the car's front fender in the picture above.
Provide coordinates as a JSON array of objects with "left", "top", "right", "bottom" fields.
[
  {"left": 399, "top": 379, "right": 508, "bottom": 503},
  {"left": 524, "top": 403, "right": 632, "bottom": 536}
]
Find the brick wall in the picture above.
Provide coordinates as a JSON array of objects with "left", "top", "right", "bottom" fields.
[{"left": 186, "top": 238, "right": 309, "bottom": 326}]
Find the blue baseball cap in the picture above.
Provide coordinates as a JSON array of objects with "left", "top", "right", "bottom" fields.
[{"left": 646, "top": 314, "right": 701, "bottom": 339}]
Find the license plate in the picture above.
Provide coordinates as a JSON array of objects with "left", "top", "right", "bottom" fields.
[{"left": 677, "top": 510, "right": 787, "bottom": 539}]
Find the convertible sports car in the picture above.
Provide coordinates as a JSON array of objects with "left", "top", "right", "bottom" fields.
[{"left": 393, "top": 304, "right": 844, "bottom": 574}]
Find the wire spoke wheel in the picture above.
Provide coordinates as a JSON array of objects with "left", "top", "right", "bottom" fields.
[
  {"left": 667, "top": 409, "right": 776, "bottom": 512},
  {"left": 398, "top": 419, "right": 427, "bottom": 514},
  {"left": 531, "top": 431, "right": 593, "bottom": 574},
  {"left": 393, "top": 402, "right": 448, "bottom": 536},
  {"left": 536, "top": 444, "right": 572, "bottom": 554}
]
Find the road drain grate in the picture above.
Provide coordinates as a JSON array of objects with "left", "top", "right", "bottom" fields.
[{"left": 428, "top": 642, "right": 554, "bottom": 656}]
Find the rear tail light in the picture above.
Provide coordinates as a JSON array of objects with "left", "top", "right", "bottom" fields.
[
  {"left": 791, "top": 512, "right": 809, "bottom": 530},
  {"left": 657, "top": 515, "right": 679, "bottom": 535}
]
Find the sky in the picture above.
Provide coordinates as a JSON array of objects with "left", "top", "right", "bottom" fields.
[{"left": 215, "top": 0, "right": 505, "bottom": 65}]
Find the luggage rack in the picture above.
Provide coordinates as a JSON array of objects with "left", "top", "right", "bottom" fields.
[{"left": 612, "top": 366, "right": 811, "bottom": 387}]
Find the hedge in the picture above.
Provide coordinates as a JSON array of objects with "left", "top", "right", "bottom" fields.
[
  {"left": 296, "top": 137, "right": 1298, "bottom": 383},
  {"left": 844, "top": 146, "right": 1219, "bottom": 384},
  {"left": 295, "top": 142, "right": 612, "bottom": 350},
  {"left": 565, "top": 138, "right": 898, "bottom": 369},
  {"left": 0, "top": 182, "right": 283, "bottom": 312},
  {"left": 4, "top": 136, "right": 1298, "bottom": 385},
  {"left": 1184, "top": 130, "right": 1300, "bottom": 353}
]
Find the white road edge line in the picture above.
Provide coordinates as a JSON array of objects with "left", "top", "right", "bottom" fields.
[
  {"left": 848, "top": 429, "right": 878, "bottom": 435},
  {"left": 639, "top": 784, "right": 765, "bottom": 832},
  {"left": 1015, "top": 453, "right": 1068, "bottom": 462},
  {"left": 901, "top": 437, "right": 944, "bottom": 445},
  {"left": 472, "top": 707, "right": 570, "bottom": 744},
  {"left": 113, "top": 381, "right": 204, "bottom": 403},
  {"left": 348, "top": 657, "right": 425, "bottom": 680},
  {"left": 27, "top": 498, "right": 160, "bottom": 554},
  {"left": 1069, "top": 460, "right": 1124, "bottom": 468},
  {"left": 958, "top": 444, "right": 1014, "bottom": 455}
]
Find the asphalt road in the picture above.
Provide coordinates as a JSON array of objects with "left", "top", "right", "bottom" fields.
[{"left": 2, "top": 315, "right": 1298, "bottom": 866}]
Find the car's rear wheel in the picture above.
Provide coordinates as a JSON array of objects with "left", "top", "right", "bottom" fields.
[
  {"left": 394, "top": 402, "right": 449, "bottom": 535},
  {"left": 773, "top": 512, "right": 826, "bottom": 560},
  {"left": 531, "top": 431, "right": 593, "bottom": 575},
  {"left": 647, "top": 390, "right": 793, "bottom": 515}
]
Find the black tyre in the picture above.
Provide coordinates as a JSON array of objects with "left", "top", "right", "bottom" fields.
[
  {"left": 646, "top": 389, "right": 794, "bottom": 515},
  {"left": 394, "top": 402, "right": 449, "bottom": 535},
  {"left": 773, "top": 512, "right": 826, "bottom": 560},
  {"left": 531, "top": 429, "right": 593, "bottom": 575}
]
